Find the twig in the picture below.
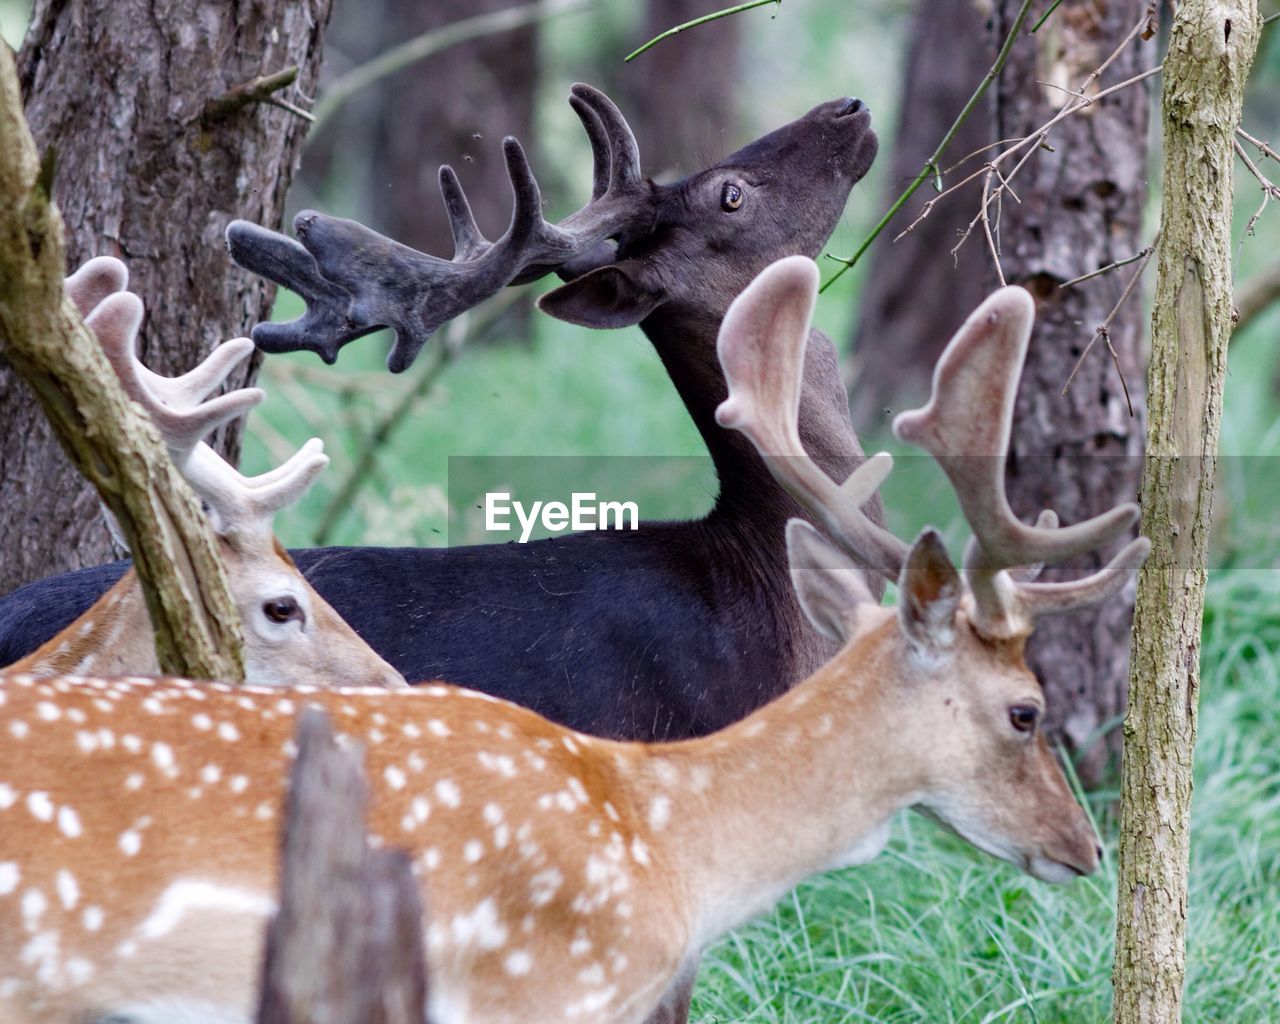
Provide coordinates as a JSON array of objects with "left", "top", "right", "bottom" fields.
[
  {"left": 1031, "top": 0, "right": 1065, "bottom": 33},
  {"left": 1061, "top": 241, "right": 1156, "bottom": 414},
  {"left": 1060, "top": 245, "right": 1156, "bottom": 290},
  {"left": 1237, "top": 126, "right": 1280, "bottom": 166},
  {"left": 820, "top": 0, "right": 1039, "bottom": 291},
  {"left": 312, "top": 0, "right": 592, "bottom": 131},
  {"left": 201, "top": 66, "right": 303, "bottom": 124},
  {"left": 1233, "top": 137, "right": 1279, "bottom": 241},
  {"left": 981, "top": 171, "right": 1006, "bottom": 285},
  {"left": 626, "top": 0, "right": 780, "bottom": 61}
]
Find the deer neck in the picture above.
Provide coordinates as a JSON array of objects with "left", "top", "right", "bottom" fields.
[
  {"left": 4, "top": 572, "right": 157, "bottom": 677},
  {"left": 619, "top": 611, "right": 921, "bottom": 949},
  {"left": 641, "top": 307, "right": 863, "bottom": 534}
]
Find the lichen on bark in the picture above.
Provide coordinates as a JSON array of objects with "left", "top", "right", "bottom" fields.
[{"left": 1112, "top": 3, "right": 1260, "bottom": 1022}]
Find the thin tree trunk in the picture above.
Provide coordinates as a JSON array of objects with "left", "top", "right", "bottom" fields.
[
  {"left": 0, "top": 0, "right": 332, "bottom": 594},
  {"left": 0, "top": 46, "right": 244, "bottom": 682},
  {"left": 847, "top": 0, "right": 992, "bottom": 429},
  {"left": 992, "top": 0, "right": 1153, "bottom": 785},
  {"left": 1113, "top": 3, "right": 1259, "bottom": 1021}
]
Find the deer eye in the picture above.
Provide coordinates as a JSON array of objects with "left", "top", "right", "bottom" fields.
[
  {"left": 263, "top": 597, "right": 302, "bottom": 625},
  {"left": 721, "top": 183, "right": 744, "bottom": 211},
  {"left": 1009, "top": 704, "right": 1040, "bottom": 734}
]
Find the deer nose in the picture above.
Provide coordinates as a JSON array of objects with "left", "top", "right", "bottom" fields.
[{"left": 837, "top": 97, "right": 866, "bottom": 117}]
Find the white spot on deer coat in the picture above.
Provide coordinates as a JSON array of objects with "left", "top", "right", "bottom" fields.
[
  {"left": 0, "top": 862, "right": 19, "bottom": 895},
  {"left": 191, "top": 713, "right": 212, "bottom": 730},
  {"left": 82, "top": 906, "right": 104, "bottom": 931},
  {"left": 449, "top": 898, "right": 507, "bottom": 951},
  {"left": 125, "top": 773, "right": 144, "bottom": 792},
  {"left": 35, "top": 702, "right": 60, "bottom": 722},
  {"left": 200, "top": 764, "right": 222, "bottom": 785},
  {"left": 217, "top": 722, "right": 240, "bottom": 742},
  {"left": 136, "top": 879, "right": 275, "bottom": 940},
  {"left": 434, "top": 779, "right": 461, "bottom": 808},
  {"left": 55, "top": 870, "right": 78, "bottom": 910},
  {"left": 26, "top": 792, "right": 53, "bottom": 823},
  {"left": 230, "top": 775, "right": 249, "bottom": 794},
  {"left": 464, "top": 840, "right": 484, "bottom": 863},
  {"left": 505, "top": 949, "right": 533, "bottom": 976},
  {"left": 151, "top": 742, "right": 176, "bottom": 774},
  {"left": 0, "top": 783, "right": 15, "bottom": 810},
  {"left": 20, "top": 889, "right": 47, "bottom": 929},
  {"left": 384, "top": 765, "right": 407, "bottom": 790},
  {"left": 9, "top": 721, "right": 29, "bottom": 739},
  {"left": 57, "top": 806, "right": 82, "bottom": 839},
  {"left": 119, "top": 830, "right": 142, "bottom": 857},
  {"left": 648, "top": 795, "right": 671, "bottom": 831},
  {"left": 528, "top": 867, "right": 563, "bottom": 907},
  {"left": 427, "top": 719, "right": 451, "bottom": 737}
]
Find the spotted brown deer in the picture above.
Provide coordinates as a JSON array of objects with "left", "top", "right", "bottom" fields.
[
  {"left": 2, "top": 258, "right": 403, "bottom": 691},
  {"left": 0, "top": 86, "right": 882, "bottom": 748},
  {"left": 0, "top": 258, "right": 1147, "bottom": 1024}
]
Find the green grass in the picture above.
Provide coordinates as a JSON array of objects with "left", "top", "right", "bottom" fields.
[{"left": 688, "top": 570, "right": 1280, "bottom": 1024}]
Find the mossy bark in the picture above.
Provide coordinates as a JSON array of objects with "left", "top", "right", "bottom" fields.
[
  {"left": 0, "top": 46, "right": 244, "bottom": 682},
  {"left": 1113, "top": 3, "right": 1259, "bottom": 1022}
]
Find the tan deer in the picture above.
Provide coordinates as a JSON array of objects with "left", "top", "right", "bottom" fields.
[
  {"left": 0, "top": 257, "right": 1146, "bottom": 1024},
  {"left": 2, "top": 257, "right": 404, "bottom": 691}
]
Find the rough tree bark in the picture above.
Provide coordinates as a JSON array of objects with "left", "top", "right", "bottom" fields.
[
  {"left": 0, "top": 0, "right": 332, "bottom": 595},
  {"left": 992, "top": 0, "right": 1153, "bottom": 785},
  {"left": 617, "top": 0, "right": 743, "bottom": 177},
  {"left": 257, "top": 709, "right": 428, "bottom": 1024},
  {"left": 0, "top": 46, "right": 244, "bottom": 682},
  {"left": 847, "top": 0, "right": 992, "bottom": 429},
  {"left": 1113, "top": 3, "right": 1259, "bottom": 1021}
]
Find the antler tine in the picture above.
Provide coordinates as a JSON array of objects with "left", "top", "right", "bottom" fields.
[
  {"left": 895, "top": 287, "right": 1142, "bottom": 636},
  {"left": 87, "top": 293, "right": 263, "bottom": 468},
  {"left": 225, "top": 221, "right": 364, "bottom": 364},
  {"left": 1004, "top": 536, "right": 1151, "bottom": 620},
  {"left": 570, "top": 91, "right": 611, "bottom": 202},
  {"left": 439, "top": 164, "right": 490, "bottom": 262},
  {"left": 181, "top": 441, "right": 329, "bottom": 537},
  {"left": 714, "top": 256, "right": 908, "bottom": 581},
  {"left": 569, "top": 83, "right": 642, "bottom": 191},
  {"left": 65, "top": 256, "right": 128, "bottom": 316}
]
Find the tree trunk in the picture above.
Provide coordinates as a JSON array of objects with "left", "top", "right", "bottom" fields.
[
  {"left": 847, "top": 0, "right": 993, "bottom": 429},
  {"left": 1113, "top": 3, "right": 1259, "bottom": 1021},
  {"left": 617, "top": 0, "right": 743, "bottom": 178},
  {"left": 992, "top": 0, "right": 1153, "bottom": 785},
  {"left": 0, "top": 46, "right": 244, "bottom": 682},
  {"left": 0, "top": 0, "right": 332, "bottom": 594}
]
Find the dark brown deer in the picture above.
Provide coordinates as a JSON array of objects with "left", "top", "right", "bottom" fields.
[{"left": 1, "top": 88, "right": 877, "bottom": 747}]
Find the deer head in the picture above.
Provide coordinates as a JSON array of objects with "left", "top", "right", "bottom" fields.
[
  {"left": 715, "top": 256, "right": 1148, "bottom": 881},
  {"left": 225, "top": 85, "right": 877, "bottom": 370},
  {"left": 4, "top": 259, "right": 405, "bottom": 690}
]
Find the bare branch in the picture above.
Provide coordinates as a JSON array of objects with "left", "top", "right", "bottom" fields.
[{"left": 0, "top": 47, "right": 244, "bottom": 681}]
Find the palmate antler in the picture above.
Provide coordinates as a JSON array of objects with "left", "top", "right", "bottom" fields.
[
  {"left": 226, "top": 84, "right": 654, "bottom": 373},
  {"left": 79, "top": 257, "right": 329, "bottom": 539},
  {"left": 715, "top": 256, "right": 1150, "bottom": 640}
]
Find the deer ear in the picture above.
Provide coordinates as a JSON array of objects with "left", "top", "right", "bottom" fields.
[
  {"left": 787, "top": 520, "right": 874, "bottom": 643},
  {"left": 537, "top": 264, "right": 663, "bottom": 328},
  {"left": 898, "top": 529, "right": 962, "bottom": 653}
]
